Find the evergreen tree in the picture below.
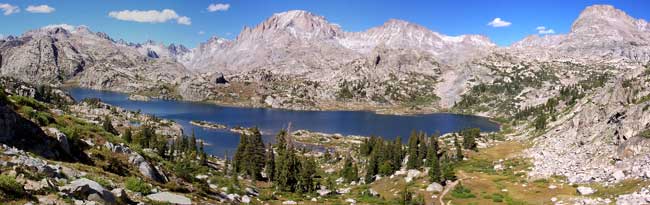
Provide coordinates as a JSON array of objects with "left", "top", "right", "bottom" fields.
[
  {"left": 102, "top": 115, "right": 119, "bottom": 135},
  {"left": 341, "top": 157, "right": 358, "bottom": 182},
  {"left": 428, "top": 134, "right": 441, "bottom": 183},
  {"left": 417, "top": 132, "right": 428, "bottom": 166},
  {"left": 233, "top": 134, "right": 248, "bottom": 173},
  {"left": 297, "top": 157, "right": 317, "bottom": 193},
  {"left": 156, "top": 137, "right": 168, "bottom": 158},
  {"left": 275, "top": 146, "right": 300, "bottom": 191},
  {"left": 199, "top": 141, "right": 207, "bottom": 165},
  {"left": 190, "top": 130, "right": 197, "bottom": 153},
  {"left": 440, "top": 155, "right": 456, "bottom": 184},
  {"left": 391, "top": 137, "right": 404, "bottom": 171},
  {"left": 265, "top": 144, "right": 275, "bottom": 182},
  {"left": 535, "top": 113, "right": 547, "bottom": 131},
  {"left": 123, "top": 128, "right": 132, "bottom": 143},
  {"left": 461, "top": 128, "right": 480, "bottom": 151},
  {"left": 406, "top": 131, "right": 420, "bottom": 169},
  {"left": 244, "top": 128, "right": 266, "bottom": 180},
  {"left": 454, "top": 134, "right": 463, "bottom": 161}
]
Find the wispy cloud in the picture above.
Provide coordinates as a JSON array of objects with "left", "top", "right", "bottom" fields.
[
  {"left": 177, "top": 16, "right": 191, "bottom": 25},
  {"left": 26, "top": 5, "right": 55, "bottom": 13},
  {"left": 487, "top": 18, "right": 511, "bottom": 27},
  {"left": 207, "top": 3, "right": 230, "bottom": 12},
  {"left": 0, "top": 3, "right": 19, "bottom": 15},
  {"left": 43, "top": 24, "right": 76, "bottom": 31},
  {"left": 536, "top": 26, "right": 555, "bottom": 34},
  {"left": 198, "top": 31, "right": 206, "bottom": 35},
  {"left": 108, "top": 9, "right": 191, "bottom": 25}
]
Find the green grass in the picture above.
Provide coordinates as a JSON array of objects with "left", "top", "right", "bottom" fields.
[
  {"left": 451, "top": 184, "right": 476, "bottom": 199},
  {"left": 125, "top": 177, "right": 152, "bottom": 194},
  {"left": 0, "top": 174, "right": 27, "bottom": 200}
]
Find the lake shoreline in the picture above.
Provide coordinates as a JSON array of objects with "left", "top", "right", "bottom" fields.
[{"left": 62, "top": 86, "right": 501, "bottom": 131}]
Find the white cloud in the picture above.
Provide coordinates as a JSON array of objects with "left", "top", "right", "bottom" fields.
[
  {"left": 108, "top": 9, "right": 191, "bottom": 25},
  {"left": 207, "top": 3, "right": 230, "bottom": 12},
  {"left": 177, "top": 16, "right": 191, "bottom": 25},
  {"left": 26, "top": 5, "right": 55, "bottom": 13},
  {"left": 487, "top": 18, "right": 511, "bottom": 27},
  {"left": 536, "top": 26, "right": 555, "bottom": 34},
  {"left": 43, "top": 24, "right": 76, "bottom": 31},
  {"left": 198, "top": 31, "right": 205, "bottom": 35},
  {"left": 0, "top": 3, "right": 19, "bottom": 15}
]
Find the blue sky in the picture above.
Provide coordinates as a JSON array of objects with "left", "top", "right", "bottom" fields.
[{"left": 0, "top": 0, "right": 648, "bottom": 47}]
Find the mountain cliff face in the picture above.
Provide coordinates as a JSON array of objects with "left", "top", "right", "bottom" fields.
[
  {"left": 0, "top": 25, "right": 191, "bottom": 99},
  {"left": 508, "top": 5, "right": 650, "bottom": 63}
]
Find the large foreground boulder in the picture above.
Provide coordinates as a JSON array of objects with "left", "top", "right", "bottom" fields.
[{"left": 60, "top": 178, "right": 116, "bottom": 205}]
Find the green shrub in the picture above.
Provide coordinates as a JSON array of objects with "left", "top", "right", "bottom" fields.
[
  {"left": 125, "top": 177, "right": 151, "bottom": 194},
  {"left": 0, "top": 174, "right": 26, "bottom": 199},
  {"left": 10, "top": 95, "right": 47, "bottom": 111},
  {"left": 639, "top": 129, "right": 650, "bottom": 138},
  {"left": 491, "top": 193, "right": 504, "bottom": 202},
  {"left": 451, "top": 184, "right": 476, "bottom": 199}
]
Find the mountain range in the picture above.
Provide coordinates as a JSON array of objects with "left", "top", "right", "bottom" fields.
[{"left": 3, "top": 4, "right": 650, "bottom": 200}]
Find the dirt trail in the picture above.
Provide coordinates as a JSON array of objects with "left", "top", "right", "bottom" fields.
[{"left": 438, "top": 172, "right": 468, "bottom": 205}]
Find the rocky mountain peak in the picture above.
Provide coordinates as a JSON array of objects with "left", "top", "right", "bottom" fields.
[
  {"left": 571, "top": 4, "right": 647, "bottom": 35},
  {"left": 238, "top": 9, "right": 342, "bottom": 41}
]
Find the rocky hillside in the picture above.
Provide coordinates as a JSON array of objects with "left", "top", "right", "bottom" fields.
[{"left": 0, "top": 25, "right": 191, "bottom": 100}]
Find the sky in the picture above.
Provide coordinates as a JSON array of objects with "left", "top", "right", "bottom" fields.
[{"left": 0, "top": 0, "right": 648, "bottom": 47}]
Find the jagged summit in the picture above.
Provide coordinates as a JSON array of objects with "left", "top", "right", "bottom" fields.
[
  {"left": 237, "top": 9, "right": 342, "bottom": 41},
  {"left": 571, "top": 4, "right": 649, "bottom": 35}
]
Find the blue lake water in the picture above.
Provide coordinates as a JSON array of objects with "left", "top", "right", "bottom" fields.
[{"left": 67, "top": 88, "right": 499, "bottom": 156}]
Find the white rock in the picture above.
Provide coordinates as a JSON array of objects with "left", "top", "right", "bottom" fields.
[
  {"left": 551, "top": 197, "right": 557, "bottom": 202},
  {"left": 282, "top": 200, "right": 297, "bottom": 205},
  {"left": 426, "top": 183, "right": 443, "bottom": 192},
  {"left": 613, "top": 170, "right": 626, "bottom": 181},
  {"left": 345, "top": 198, "right": 356, "bottom": 204},
  {"left": 147, "top": 192, "right": 191, "bottom": 205},
  {"left": 548, "top": 185, "right": 557, "bottom": 189},
  {"left": 577, "top": 186, "right": 596, "bottom": 195},
  {"left": 241, "top": 195, "right": 251, "bottom": 203}
]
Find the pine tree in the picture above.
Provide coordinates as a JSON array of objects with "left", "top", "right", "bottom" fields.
[
  {"left": 392, "top": 137, "right": 404, "bottom": 171},
  {"left": 123, "top": 128, "right": 132, "bottom": 143},
  {"left": 199, "top": 141, "right": 207, "bottom": 165},
  {"left": 417, "top": 132, "right": 428, "bottom": 166},
  {"left": 454, "top": 134, "right": 463, "bottom": 161},
  {"left": 244, "top": 128, "right": 266, "bottom": 180},
  {"left": 276, "top": 146, "right": 300, "bottom": 191},
  {"left": 341, "top": 157, "right": 357, "bottom": 182},
  {"left": 233, "top": 134, "right": 248, "bottom": 173},
  {"left": 440, "top": 155, "right": 456, "bottom": 185},
  {"left": 156, "top": 137, "right": 168, "bottom": 158},
  {"left": 461, "top": 128, "right": 479, "bottom": 151},
  {"left": 406, "top": 131, "right": 420, "bottom": 169},
  {"left": 535, "top": 113, "right": 547, "bottom": 131},
  {"left": 297, "top": 157, "right": 317, "bottom": 193},
  {"left": 428, "top": 134, "right": 441, "bottom": 183},
  {"left": 190, "top": 130, "right": 197, "bottom": 153},
  {"left": 265, "top": 144, "right": 275, "bottom": 182}
]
